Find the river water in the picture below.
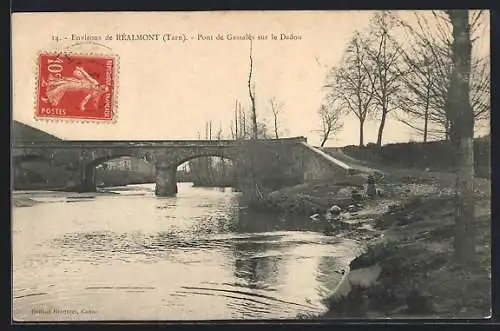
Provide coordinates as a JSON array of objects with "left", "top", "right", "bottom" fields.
[{"left": 12, "top": 183, "right": 363, "bottom": 321}]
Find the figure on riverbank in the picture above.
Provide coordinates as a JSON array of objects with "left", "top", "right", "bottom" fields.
[
  {"left": 367, "top": 175, "right": 376, "bottom": 198},
  {"left": 351, "top": 188, "right": 363, "bottom": 204}
]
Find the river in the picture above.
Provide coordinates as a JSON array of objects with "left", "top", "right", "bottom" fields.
[{"left": 12, "top": 183, "right": 363, "bottom": 321}]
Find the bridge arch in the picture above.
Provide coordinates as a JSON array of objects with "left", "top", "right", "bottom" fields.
[
  {"left": 154, "top": 150, "right": 238, "bottom": 197},
  {"left": 176, "top": 153, "right": 237, "bottom": 188},
  {"left": 83, "top": 154, "right": 156, "bottom": 190},
  {"left": 85, "top": 151, "right": 154, "bottom": 170},
  {"left": 173, "top": 152, "right": 236, "bottom": 169}
]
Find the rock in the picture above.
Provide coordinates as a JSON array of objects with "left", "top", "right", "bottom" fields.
[
  {"left": 329, "top": 205, "right": 342, "bottom": 215},
  {"left": 310, "top": 213, "right": 320, "bottom": 221},
  {"left": 347, "top": 204, "right": 357, "bottom": 212}
]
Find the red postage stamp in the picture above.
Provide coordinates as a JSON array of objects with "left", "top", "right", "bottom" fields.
[{"left": 35, "top": 53, "right": 117, "bottom": 121}]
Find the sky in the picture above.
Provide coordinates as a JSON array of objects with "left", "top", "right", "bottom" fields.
[{"left": 12, "top": 11, "right": 490, "bottom": 147}]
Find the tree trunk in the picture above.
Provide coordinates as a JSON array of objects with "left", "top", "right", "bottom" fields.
[
  {"left": 376, "top": 109, "right": 387, "bottom": 147},
  {"left": 234, "top": 100, "right": 239, "bottom": 140},
  {"left": 424, "top": 84, "right": 431, "bottom": 143},
  {"left": 454, "top": 137, "right": 475, "bottom": 263},
  {"left": 359, "top": 119, "right": 365, "bottom": 147},
  {"left": 447, "top": 10, "right": 476, "bottom": 264},
  {"left": 320, "top": 133, "right": 328, "bottom": 147},
  {"left": 423, "top": 107, "right": 429, "bottom": 143},
  {"left": 248, "top": 41, "right": 258, "bottom": 140},
  {"left": 274, "top": 116, "right": 279, "bottom": 139}
]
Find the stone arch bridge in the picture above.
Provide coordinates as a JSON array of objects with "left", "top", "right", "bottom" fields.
[{"left": 12, "top": 137, "right": 360, "bottom": 196}]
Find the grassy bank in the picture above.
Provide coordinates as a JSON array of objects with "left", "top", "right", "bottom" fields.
[
  {"left": 257, "top": 168, "right": 491, "bottom": 319},
  {"left": 321, "top": 193, "right": 490, "bottom": 318}
]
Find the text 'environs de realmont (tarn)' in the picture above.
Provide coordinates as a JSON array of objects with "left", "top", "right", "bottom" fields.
[{"left": 52, "top": 32, "right": 303, "bottom": 43}]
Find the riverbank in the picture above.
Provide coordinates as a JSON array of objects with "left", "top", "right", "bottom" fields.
[
  {"left": 257, "top": 168, "right": 491, "bottom": 318},
  {"left": 12, "top": 190, "right": 121, "bottom": 208},
  {"left": 12, "top": 172, "right": 491, "bottom": 318}
]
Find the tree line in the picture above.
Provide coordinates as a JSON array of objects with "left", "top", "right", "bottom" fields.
[{"left": 319, "top": 11, "right": 489, "bottom": 147}]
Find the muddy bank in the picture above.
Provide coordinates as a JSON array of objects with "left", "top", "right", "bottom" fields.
[
  {"left": 12, "top": 190, "right": 120, "bottom": 208},
  {"left": 257, "top": 170, "right": 490, "bottom": 319}
]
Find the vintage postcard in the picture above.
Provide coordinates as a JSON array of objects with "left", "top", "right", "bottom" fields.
[{"left": 11, "top": 10, "right": 491, "bottom": 321}]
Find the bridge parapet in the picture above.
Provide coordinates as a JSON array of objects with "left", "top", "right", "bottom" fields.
[
  {"left": 300, "top": 142, "right": 356, "bottom": 174},
  {"left": 12, "top": 136, "right": 308, "bottom": 149},
  {"left": 298, "top": 142, "right": 376, "bottom": 183}
]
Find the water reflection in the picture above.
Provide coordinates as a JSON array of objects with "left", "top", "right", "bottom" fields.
[
  {"left": 12, "top": 183, "right": 362, "bottom": 320},
  {"left": 232, "top": 238, "right": 280, "bottom": 290}
]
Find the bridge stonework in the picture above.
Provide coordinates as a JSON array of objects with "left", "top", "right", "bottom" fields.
[{"left": 12, "top": 138, "right": 361, "bottom": 196}]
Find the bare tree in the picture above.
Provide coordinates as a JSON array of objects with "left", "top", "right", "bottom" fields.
[
  {"left": 470, "top": 55, "right": 491, "bottom": 123},
  {"left": 215, "top": 124, "right": 227, "bottom": 178},
  {"left": 204, "top": 121, "right": 213, "bottom": 140},
  {"left": 363, "top": 12, "right": 404, "bottom": 147},
  {"left": 230, "top": 100, "right": 239, "bottom": 140},
  {"left": 394, "top": 50, "right": 444, "bottom": 142},
  {"left": 446, "top": 10, "right": 476, "bottom": 264},
  {"left": 394, "top": 10, "right": 489, "bottom": 141},
  {"left": 215, "top": 124, "right": 223, "bottom": 141},
  {"left": 316, "top": 103, "right": 344, "bottom": 147},
  {"left": 268, "top": 97, "right": 285, "bottom": 139},
  {"left": 395, "top": 11, "right": 457, "bottom": 141},
  {"left": 248, "top": 40, "right": 258, "bottom": 139},
  {"left": 328, "top": 33, "right": 375, "bottom": 146},
  {"left": 238, "top": 102, "right": 247, "bottom": 139}
]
